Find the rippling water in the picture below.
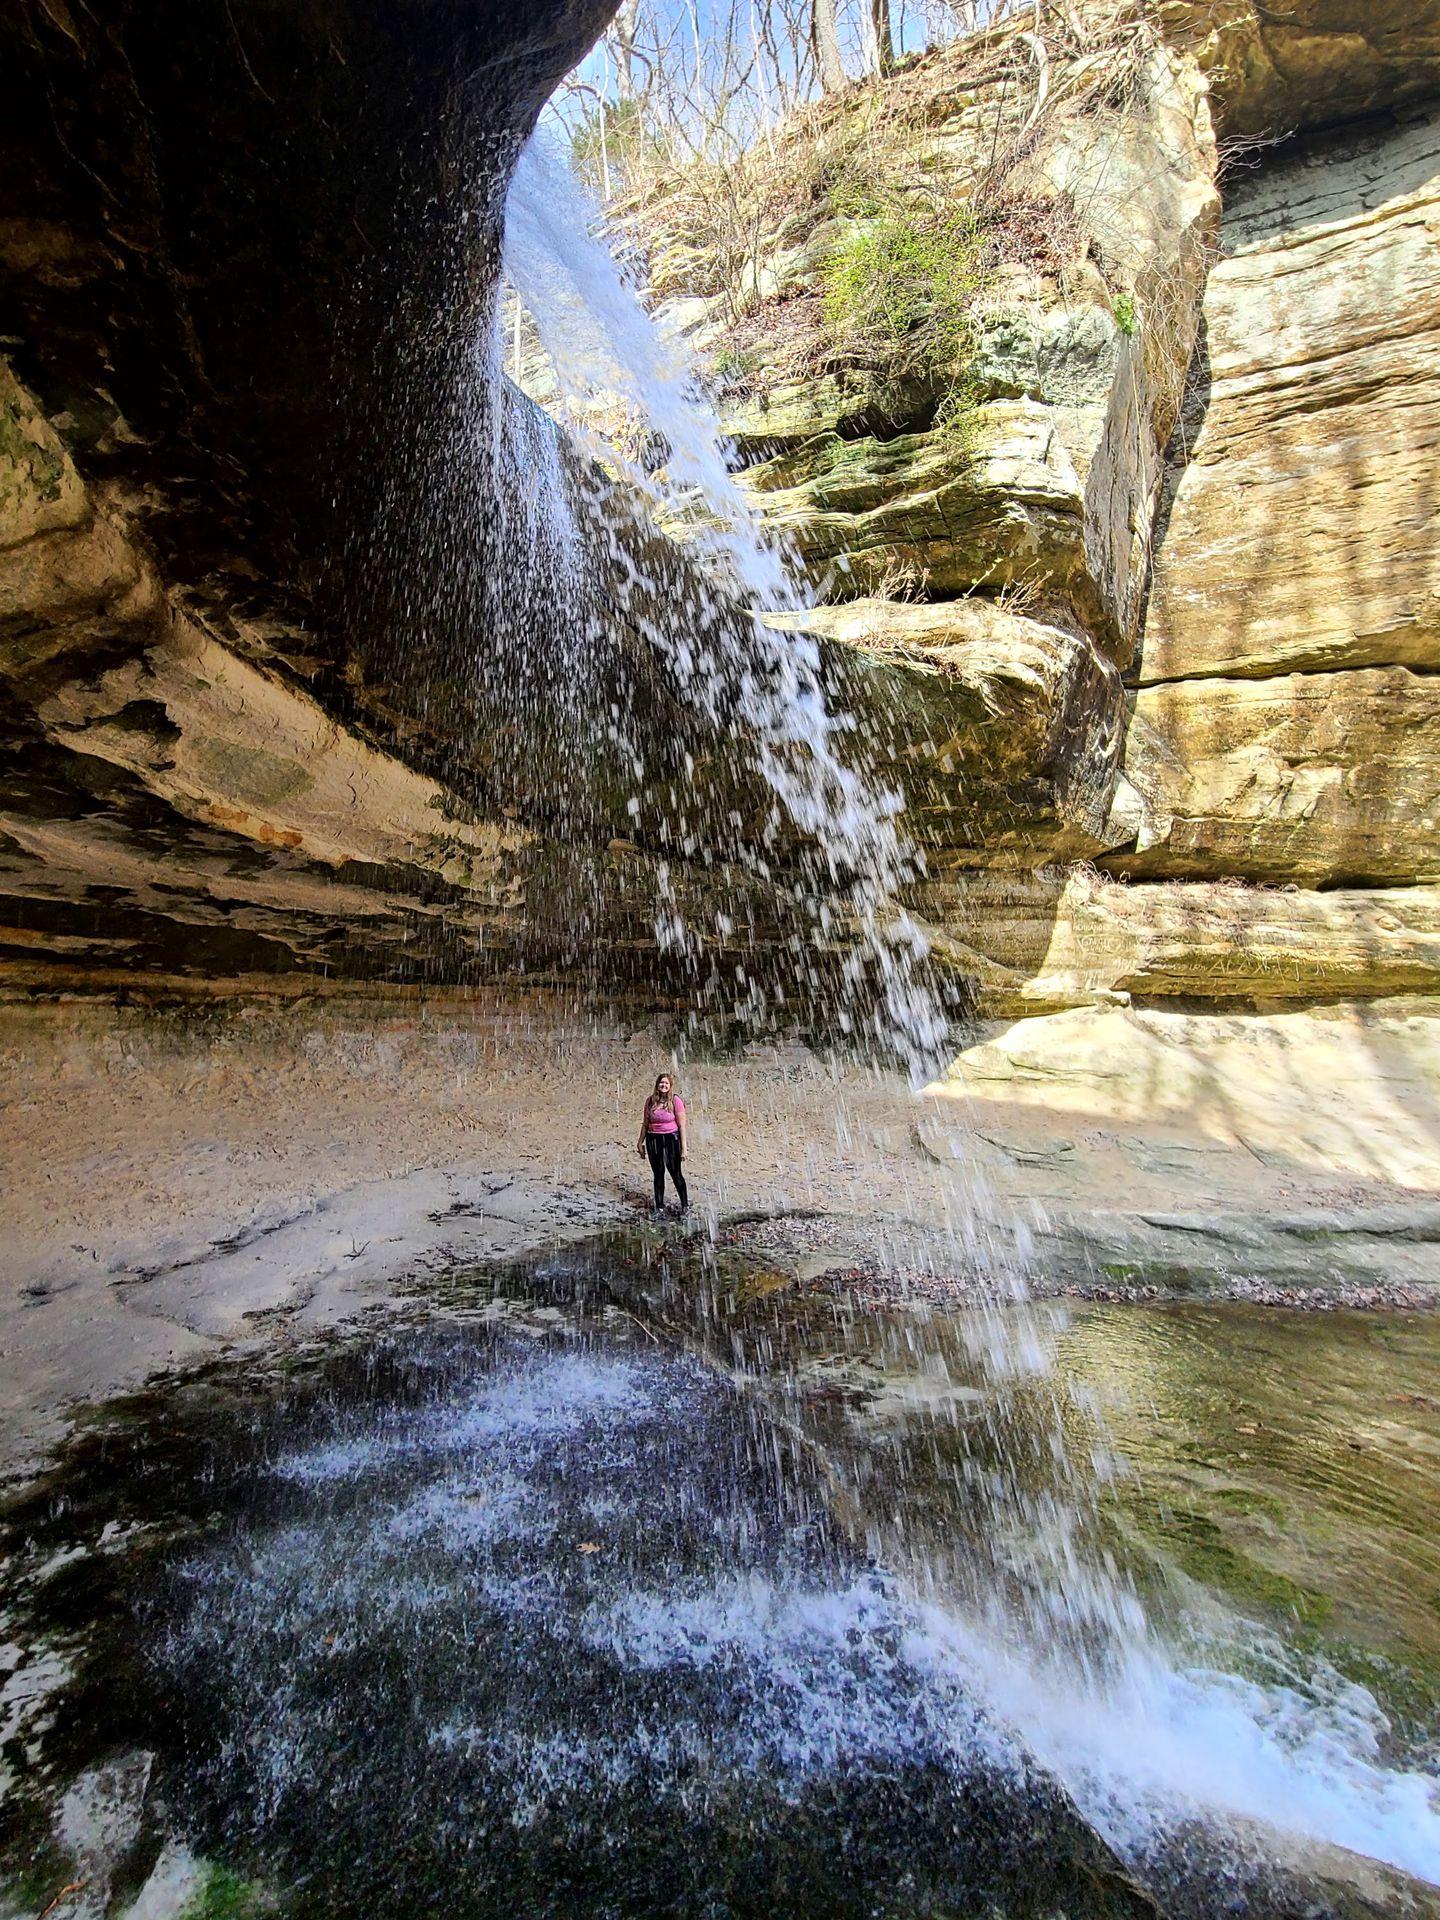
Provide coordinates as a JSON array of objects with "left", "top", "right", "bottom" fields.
[
  {"left": 141, "top": 1329, "right": 1149, "bottom": 1919},
  {"left": 3, "top": 1260, "right": 1438, "bottom": 1917}
]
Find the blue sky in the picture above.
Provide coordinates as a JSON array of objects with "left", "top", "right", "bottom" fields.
[{"left": 569, "top": 0, "right": 956, "bottom": 112}]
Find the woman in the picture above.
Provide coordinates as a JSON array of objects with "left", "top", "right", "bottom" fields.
[{"left": 636, "top": 1072, "right": 688, "bottom": 1215}]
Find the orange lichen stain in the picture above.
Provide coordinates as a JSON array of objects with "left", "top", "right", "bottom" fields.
[{"left": 204, "top": 801, "right": 304, "bottom": 849}]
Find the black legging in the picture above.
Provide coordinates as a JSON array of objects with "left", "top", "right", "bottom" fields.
[{"left": 645, "top": 1131, "right": 688, "bottom": 1210}]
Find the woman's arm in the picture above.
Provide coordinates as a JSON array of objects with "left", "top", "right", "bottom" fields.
[{"left": 676, "top": 1099, "right": 686, "bottom": 1159}]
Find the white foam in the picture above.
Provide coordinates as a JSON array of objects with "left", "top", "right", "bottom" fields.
[
  {"left": 907, "top": 1599, "right": 1440, "bottom": 1885},
  {"left": 174, "top": 1347, "right": 1440, "bottom": 1888}
]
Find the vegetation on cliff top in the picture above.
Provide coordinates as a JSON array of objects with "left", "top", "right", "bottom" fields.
[{"left": 563, "top": 5, "right": 1159, "bottom": 419}]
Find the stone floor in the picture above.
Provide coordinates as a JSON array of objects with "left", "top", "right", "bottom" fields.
[{"left": 2, "top": 987, "right": 1437, "bottom": 1473}]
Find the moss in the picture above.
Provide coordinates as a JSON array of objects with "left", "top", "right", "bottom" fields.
[
  {"left": 1156, "top": 1507, "right": 1334, "bottom": 1627},
  {"left": 1111, "top": 292, "right": 1138, "bottom": 337},
  {"left": 1323, "top": 1641, "right": 1440, "bottom": 1752},
  {"left": 1206, "top": 1485, "right": 1288, "bottom": 1522},
  {"left": 932, "top": 380, "right": 983, "bottom": 463},
  {"left": 1, "top": 1861, "right": 75, "bottom": 1920},
  {"left": 712, "top": 344, "right": 753, "bottom": 386},
  {"left": 182, "top": 1863, "right": 269, "bottom": 1920},
  {"left": 1098, "top": 1261, "right": 1147, "bottom": 1283},
  {"left": 0, "top": 396, "right": 67, "bottom": 506},
  {"left": 192, "top": 739, "right": 313, "bottom": 807}
]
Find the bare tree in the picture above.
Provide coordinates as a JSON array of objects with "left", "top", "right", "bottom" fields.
[
  {"left": 812, "top": 0, "right": 847, "bottom": 91},
  {"left": 557, "top": 0, "right": 982, "bottom": 194},
  {"left": 613, "top": 0, "right": 641, "bottom": 96},
  {"left": 868, "top": 0, "right": 895, "bottom": 74}
]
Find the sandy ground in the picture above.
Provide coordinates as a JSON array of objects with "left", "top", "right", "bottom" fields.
[{"left": 2, "top": 987, "right": 1438, "bottom": 1475}]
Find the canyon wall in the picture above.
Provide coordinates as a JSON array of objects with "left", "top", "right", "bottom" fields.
[
  {"left": 3, "top": 0, "right": 1440, "bottom": 1084},
  {"left": 609, "top": 5, "right": 1440, "bottom": 1037},
  {"left": 0, "top": 0, "right": 776, "bottom": 1004},
  {"left": 536, "top": 0, "right": 1439, "bottom": 1215}
]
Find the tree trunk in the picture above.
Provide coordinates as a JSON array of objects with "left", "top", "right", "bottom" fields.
[
  {"left": 613, "top": 0, "right": 640, "bottom": 98},
  {"left": 869, "top": 0, "right": 894, "bottom": 74},
  {"left": 812, "top": 0, "right": 846, "bottom": 91}
]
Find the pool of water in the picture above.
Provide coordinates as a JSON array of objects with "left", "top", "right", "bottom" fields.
[{"left": 2, "top": 1241, "right": 1438, "bottom": 1919}]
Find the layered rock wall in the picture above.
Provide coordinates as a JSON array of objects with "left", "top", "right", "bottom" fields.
[
  {"left": 5, "top": 0, "right": 1440, "bottom": 1053},
  {"left": 619, "top": 12, "right": 1440, "bottom": 1024},
  {"left": 1113, "top": 107, "right": 1440, "bottom": 894}
]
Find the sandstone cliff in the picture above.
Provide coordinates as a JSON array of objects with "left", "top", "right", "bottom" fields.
[
  {"left": 4, "top": 0, "right": 1440, "bottom": 1068},
  {"left": 600, "top": 4, "right": 1440, "bottom": 1031}
]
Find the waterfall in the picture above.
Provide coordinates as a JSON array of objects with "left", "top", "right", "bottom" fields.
[
  {"left": 489, "top": 135, "right": 1440, "bottom": 1891},
  {"left": 498, "top": 133, "right": 949, "bottom": 1078},
  {"left": 9, "top": 127, "right": 1436, "bottom": 1920}
]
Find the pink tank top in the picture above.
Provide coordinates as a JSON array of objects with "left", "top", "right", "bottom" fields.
[{"left": 645, "top": 1095, "right": 684, "bottom": 1135}]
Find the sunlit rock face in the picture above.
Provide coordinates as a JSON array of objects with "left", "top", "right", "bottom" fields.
[
  {"left": 1141, "top": 107, "right": 1440, "bottom": 686},
  {"left": 726, "top": 47, "right": 1220, "bottom": 676},
  {"left": 915, "top": 871, "right": 1440, "bottom": 1016},
  {"left": 1156, "top": 0, "right": 1440, "bottom": 139},
  {"left": 621, "top": 8, "right": 1440, "bottom": 1027},
  {"left": 1116, "top": 107, "right": 1440, "bottom": 887}
]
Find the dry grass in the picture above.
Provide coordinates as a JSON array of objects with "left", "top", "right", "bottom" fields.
[
  {"left": 710, "top": 292, "right": 830, "bottom": 390},
  {"left": 611, "top": 3, "right": 1181, "bottom": 392},
  {"left": 870, "top": 555, "right": 934, "bottom": 603}
]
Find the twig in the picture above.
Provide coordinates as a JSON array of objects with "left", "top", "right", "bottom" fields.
[
  {"left": 37, "top": 1883, "right": 87, "bottom": 1920},
  {"left": 616, "top": 1305, "right": 663, "bottom": 1344}
]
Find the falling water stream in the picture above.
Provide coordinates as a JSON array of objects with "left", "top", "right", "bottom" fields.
[
  {"left": 0, "top": 137, "right": 1437, "bottom": 1920},
  {"left": 499, "top": 134, "right": 949, "bottom": 1073}
]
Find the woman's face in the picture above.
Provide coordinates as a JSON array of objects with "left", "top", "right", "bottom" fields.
[{"left": 657, "top": 1077, "right": 671, "bottom": 1098}]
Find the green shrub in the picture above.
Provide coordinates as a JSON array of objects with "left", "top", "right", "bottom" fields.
[
  {"left": 826, "top": 178, "right": 885, "bottom": 221},
  {"left": 1111, "top": 292, "right": 1139, "bottom": 337},
  {"left": 822, "top": 202, "right": 989, "bottom": 380},
  {"left": 822, "top": 199, "right": 991, "bottom": 463},
  {"left": 182, "top": 1865, "right": 267, "bottom": 1920}
]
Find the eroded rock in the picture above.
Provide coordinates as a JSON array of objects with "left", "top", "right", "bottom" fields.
[
  {"left": 790, "top": 597, "right": 1126, "bottom": 861},
  {"left": 1143, "top": 108, "right": 1440, "bottom": 684},
  {"left": 919, "top": 869, "right": 1440, "bottom": 1013},
  {"left": 1157, "top": 0, "right": 1440, "bottom": 138},
  {"left": 1108, "top": 668, "right": 1440, "bottom": 884},
  {"left": 706, "top": 43, "right": 1218, "bottom": 673}
]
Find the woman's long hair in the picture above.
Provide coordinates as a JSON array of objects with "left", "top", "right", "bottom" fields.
[{"left": 644, "top": 1073, "right": 678, "bottom": 1122}]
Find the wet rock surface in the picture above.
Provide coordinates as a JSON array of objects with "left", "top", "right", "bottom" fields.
[
  {"left": 0, "top": 1299, "right": 1161, "bottom": 1920},
  {"left": 2, "top": 1242, "right": 1437, "bottom": 1917},
  {"left": 803, "top": 597, "right": 1126, "bottom": 863}
]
